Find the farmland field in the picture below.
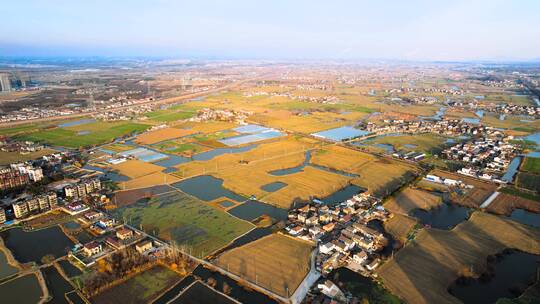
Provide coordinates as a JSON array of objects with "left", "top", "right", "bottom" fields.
[
  {"left": 383, "top": 214, "right": 417, "bottom": 243},
  {"left": 92, "top": 265, "right": 181, "bottom": 304},
  {"left": 145, "top": 109, "right": 196, "bottom": 122},
  {"left": 111, "top": 159, "right": 164, "bottom": 178},
  {"left": 0, "top": 148, "right": 57, "bottom": 165},
  {"left": 377, "top": 212, "right": 540, "bottom": 304},
  {"left": 432, "top": 169, "right": 498, "bottom": 208},
  {"left": 516, "top": 172, "right": 540, "bottom": 192},
  {"left": 215, "top": 234, "right": 313, "bottom": 298},
  {"left": 486, "top": 192, "right": 540, "bottom": 215},
  {"left": 111, "top": 191, "right": 253, "bottom": 256},
  {"left": 134, "top": 127, "right": 196, "bottom": 145},
  {"left": 521, "top": 157, "right": 540, "bottom": 174},
  {"left": 384, "top": 187, "right": 442, "bottom": 215},
  {"left": 368, "top": 133, "right": 448, "bottom": 153},
  {"left": 17, "top": 121, "right": 150, "bottom": 148}
]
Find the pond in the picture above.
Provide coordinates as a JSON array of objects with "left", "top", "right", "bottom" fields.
[
  {"left": 448, "top": 249, "right": 540, "bottom": 304},
  {"left": 420, "top": 107, "right": 447, "bottom": 121},
  {"left": 0, "top": 226, "right": 74, "bottom": 264},
  {"left": 410, "top": 203, "right": 471, "bottom": 230},
  {"left": 153, "top": 154, "right": 191, "bottom": 167},
  {"left": 318, "top": 184, "right": 365, "bottom": 206},
  {"left": 0, "top": 250, "right": 18, "bottom": 280},
  {"left": 43, "top": 265, "right": 76, "bottom": 304},
  {"left": 475, "top": 110, "right": 484, "bottom": 118},
  {"left": 228, "top": 200, "right": 288, "bottom": 222},
  {"left": 509, "top": 209, "right": 540, "bottom": 228},
  {"left": 501, "top": 156, "right": 522, "bottom": 183},
  {"left": 0, "top": 274, "right": 43, "bottom": 303},
  {"left": 260, "top": 181, "right": 288, "bottom": 192},
  {"left": 58, "top": 118, "right": 96, "bottom": 128},
  {"left": 153, "top": 275, "right": 196, "bottom": 304},
  {"left": 171, "top": 280, "right": 237, "bottom": 304},
  {"left": 218, "top": 200, "right": 236, "bottom": 208},
  {"left": 522, "top": 131, "right": 540, "bottom": 150},
  {"left": 82, "top": 165, "right": 130, "bottom": 182},
  {"left": 191, "top": 265, "right": 278, "bottom": 304},
  {"left": 171, "top": 175, "right": 246, "bottom": 202},
  {"left": 327, "top": 268, "right": 400, "bottom": 303},
  {"left": 463, "top": 117, "right": 481, "bottom": 125},
  {"left": 58, "top": 259, "right": 82, "bottom": 278}
]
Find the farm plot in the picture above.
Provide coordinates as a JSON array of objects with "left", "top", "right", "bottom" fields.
[
  {"left": 486, "top": 192, "right": 540, "bottom": 215},
  {"left": 311, "top": 145, "right": 419, "bottom": 197},
  {"left": 383, "top": 214, "right": 417, "bottom": 243},
  {"left": 18, "top": 121, "right": 150, "bottom": 148},
  {"left": 431, "top": 169, "right": 498, "bottom": 208},
  {"left": 111, "top": 191, "right": 253, "bottom": 256},
  {"left": 0, "top": 148, "right": 57, "bottom": 165},
  {"left": 135, "top": 127, "right": 196, "bottom": 145},
  {"left": 377, "top": 212, "right": 540, "bottom": 304},
  {"left": 384, "top": 187, "right": 442, "bottom": 215},
  {"left": 111, "top": 159, "right": 164, "bottom": 178},
  {"left": 516, "top": 172, "right": 540, "bottom": 192},
  {"left": 92, "top": 265, "right": 181, "bottom": 304},
  {"left": 521, "top": 157, "right": 540, "bottom": 174},
  {"left": 215, "top": 234, "right": 313, "bottom": 298}
]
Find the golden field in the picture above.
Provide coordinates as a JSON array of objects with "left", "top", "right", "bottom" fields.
[
  {"left": 384, "top": 187, "right": 442, "bottom": 215},
  {"left": 377, "top": 212, "right": 540, "bottom": 304},
  {"left": 134, "top": 127, "right": 196, "bottom": 145},
  {"left": 111, "top": 160, "right": 163, "bottom": 178},
  {"left": 215, "top": 234, "right": 313, "bottom": 298}
]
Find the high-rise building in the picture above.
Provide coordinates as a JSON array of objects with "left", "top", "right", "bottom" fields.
[{"left": 0, "top": 73, "right": 11, "bottom": 92}]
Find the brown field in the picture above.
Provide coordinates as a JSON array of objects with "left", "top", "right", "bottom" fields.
[
  {"left": 172, "top": 137, "right": 348, "bottom": 208},
  {"left": 311, "top": 146, "right": 420, "bottom": 197},
  {"left": 431, "top": 169, "right": 498, "bottom": 208},
  {"left": 0, "top": 148, "right": 57, "bottom": 165},
  {"left": 377, "top": 212, "right": 540, "bottom": 304},
  {"left": 118, "top": 172, "right": 180, "bottom": 190},
  {"left": 102, "top": 143, "right": 133, "bottom": 152},
  {"left": 251, "top": 110, "right": 348, "bottom": 133},
  {"left": 384, "top": 187, "right": 442, "bottom": 215},
  {"left": 173, "top": 121, "right": 236, "bottom": 134},
  {"left": 134, "top": 127, "right": 196, "bottom": 145},
  {"left": 112, "top": 185, "right": 174, "bottom": 207},
  {"left": 486, "top": 192, "right": 540, "bottom": 216},
  {"left": 384, "top": 214, "right": 417, "bottom": 244},
  {"left": 215, "top": 234, "right": 313, "bottom": 298},
  {"left": 112, "top": 160, "right": 163, "bottom": 178}
]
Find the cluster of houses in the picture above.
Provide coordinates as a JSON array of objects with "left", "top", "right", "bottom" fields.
[
  {"left": 442, "top": 138, "right": 519, "bottom": 182},
  {"left": 70, "top": 209, "right": 163, "bottom": 267},
  {"left": 0, "top": 162, "right": 43, "bottom": 191},
  {"left": 423, "top": 174, "right": 473, "bottom": 189},
  {"left": 286, "top": 193, "right": 391, "bottom": 275},
  {"left": 189, "top": 108, "right": 252, "bottom": 124},
  {"left": 0, "top": 138, "right": 44, "bottom": 154}
]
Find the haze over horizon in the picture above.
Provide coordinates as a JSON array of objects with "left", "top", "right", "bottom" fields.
[{"left": 1, "top": 0, "right": 540, "bottom": 61}]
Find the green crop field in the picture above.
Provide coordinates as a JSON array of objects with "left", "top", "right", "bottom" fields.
[
  {"left": 111, "top": 191, "right": 253, "bottom": 257},
  {"left": 145, "top": 109, "right": 196, "bottom": 122},
  {"left": 522, "top": 157, "right": 540, "bottom": 174},
  {"left": 92, "top": 266, "right": 180, "bottom": 304},
  {"left": 17, "top": 122, "right": 150, "bottom": 148},
  {"left": 516, "top": 172, "right": 540, "bottom": 193}
]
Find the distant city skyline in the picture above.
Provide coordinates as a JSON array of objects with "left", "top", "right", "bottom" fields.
[{"left": 1, "top": 0, "right": 540, "bottom": 61}]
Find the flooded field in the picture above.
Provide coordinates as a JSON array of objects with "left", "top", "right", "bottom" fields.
[
  {"left": 43, "top": 265, "right": 80, "bottom": 304},
  {"left": 0, "top": 250, "right": 18, "bottom": 279},
  {"left": 171, "top": 281, "right": 236, "bottom": 304},
  {"left": 227, "top": 200, "right": 288, "bottom": 222},
  {"left": 509, "top": 209, "right": 540, "bottom": 228},
  {"left": 192, "top": 144, "right": 258, "bottom": 161},
  {"left": 0, "top": 274, "right": 43, "bottom": 303},
  {"left": 319, "top": 184, "right": 364, "bottom": 206},
  {"left": 501, "top": 156, "right": 522, "bottom": 182},
  {"left": 410, "top": 202, "right": 471, "bottom": 230},
  {"left": 171, "top": 175, "right": 246, "bottom": 202},
  {"left": 448, "top": 250, "right": 540, "bottom": 304},
  {"left": 260, "top": 181, "right": 288, "bottom": 192},
  {"left": 58, "top": 259, "right": 82, "bottom": 278},
  {"left": 0, "top": 226, "right": 74, "bottom": 263}
]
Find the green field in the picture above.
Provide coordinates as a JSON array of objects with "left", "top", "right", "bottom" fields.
[
  {"left": 367, "top": 133, "right": 448, "bottom": 153},
  {"left": 516, "top": 172, "right": 540, "bottom": 193},
  {"left": 145, "top": 107, "right": 196, "bottom": 122},
  {"left": 111, "top": 191, "right": 253, "bottom": 256},
  {"left": 270, "top": 100, "right": 375, "bottom": 113},
  {"left": 17, "top": 122, "right": 150, "bottom": 148},
  {"left": 92, "top": 266, "right": 180, "bottom": 304},
  {"left": 522, "top": 157, "right": 540, "bottom": 174},
  {"left": 153, "top": 140, "right": 208, "bottom": 155}
]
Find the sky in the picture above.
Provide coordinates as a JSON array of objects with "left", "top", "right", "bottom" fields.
[{"left": 1, "top": 0, "right": 539, "bottom": 61}]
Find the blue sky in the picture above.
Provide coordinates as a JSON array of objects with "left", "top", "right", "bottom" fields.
[{"left": 1, "top": 0, "right": 539, "bottom": 61}]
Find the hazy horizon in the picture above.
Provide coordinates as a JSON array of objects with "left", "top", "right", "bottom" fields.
[{"left": 1, "top": 0, "right": 540, "bottom": 61}]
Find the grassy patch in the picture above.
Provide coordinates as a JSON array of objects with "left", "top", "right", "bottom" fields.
[
  {"left": 92, "top": 266, "right": 180, "bottom": 304},
  {"left": 500, "top": 187, "right": 540, "bottom": 202},
  {"left": 111, "top": 191, "right": 253, "bottom": 257},
  {"left": 17, "top": 122, "right": 149, "bottom": 148},
  {"left": 522, "top": 157, "right": 540, "bottom": 174},
  {"left": 145, "top": 109, "right": 196, "bottom": 122}
]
